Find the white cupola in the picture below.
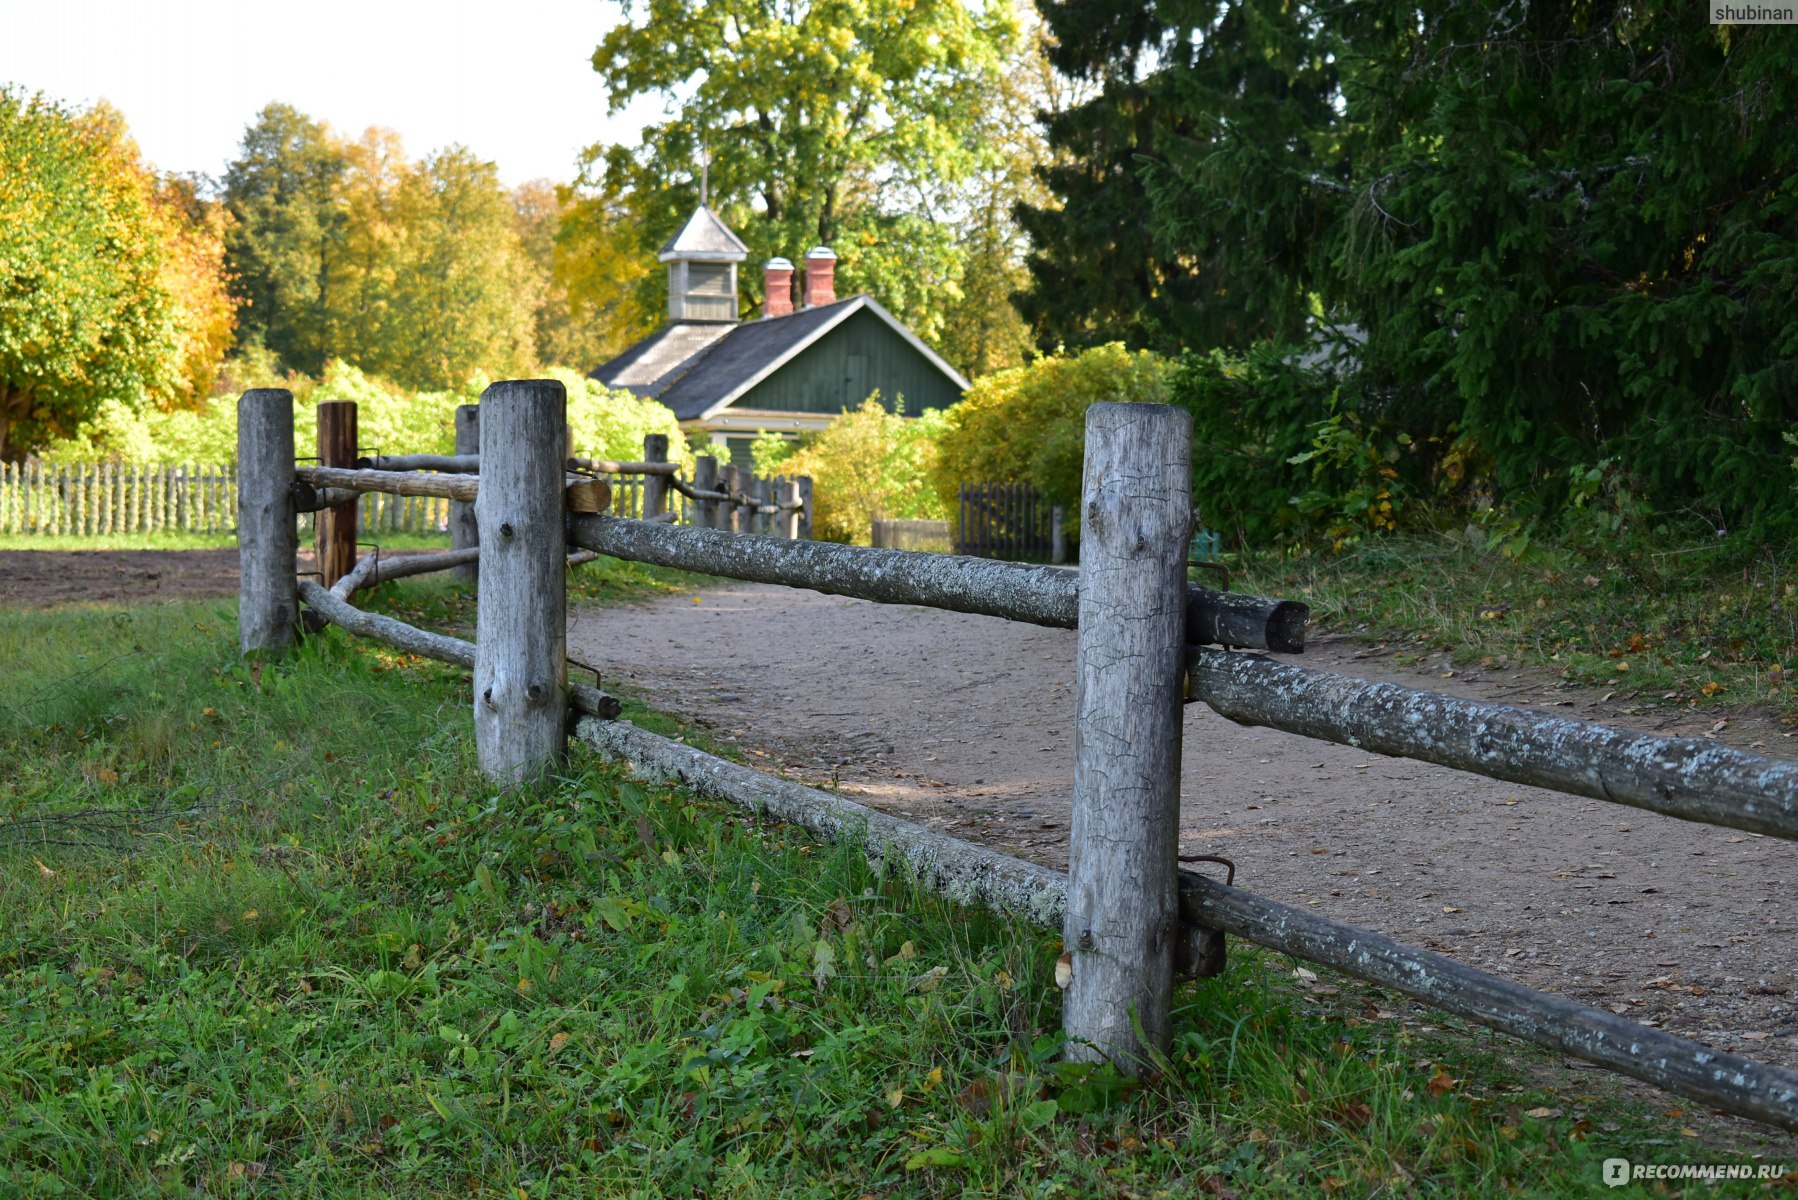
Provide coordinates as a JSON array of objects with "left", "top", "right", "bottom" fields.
[{"left": 658, "top": 205, "right": 749, "bottom": 323}]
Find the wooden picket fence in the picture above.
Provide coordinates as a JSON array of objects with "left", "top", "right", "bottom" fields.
[
  {"left": 0, "top": 462, "right": 238, "bottom": 536},
  {"left": 0, "top": 461, "right": 461, "bottom": 539}
]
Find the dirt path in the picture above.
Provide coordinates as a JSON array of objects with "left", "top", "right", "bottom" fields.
[
  {"left": 0, "top": 549, "right": 249, "bottom": 607},
  {"left": 570, "top": 580, "right": 1798, "bottom": 1069}
]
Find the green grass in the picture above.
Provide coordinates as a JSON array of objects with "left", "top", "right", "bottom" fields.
[
  {"left": 0, "top": 530, "right": 456, "bottom": 553},
  {"left": 1231, "top": 528, "right": 1798, "bottom": 717},
  {"left": 1, "top": 578, "right": 1789, "bottom": 1196}
]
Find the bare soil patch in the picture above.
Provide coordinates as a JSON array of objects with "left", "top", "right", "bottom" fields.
[
  {"left": 0, "top": 549, "right": 249, "bottom": 607},
  {"left": 570, "top": 580, "right": 1798, "bottom": 1070}
]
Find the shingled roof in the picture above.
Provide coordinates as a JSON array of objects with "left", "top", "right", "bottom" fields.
[{"left": 592, "top": 295, "right": 969, "bottom": 422}]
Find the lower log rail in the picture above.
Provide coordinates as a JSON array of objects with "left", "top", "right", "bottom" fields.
[
  {"left": 573, "top": 715, "right": 1798, "bottom": 1132},
  {"left": 329, "top": 547, "right": 599, "bottom": 599},
  {"left": 1189, "top": 648, "right": 1798, "bottom": 841},
  {"left": 297, "top": 580, "right": 620, "bottom": 720},
  {"left": 567, "top": 514, "right": 1308, "bottom": 653}
]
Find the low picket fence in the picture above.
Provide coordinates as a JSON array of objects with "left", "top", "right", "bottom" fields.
[{"left": 0, "top": 461, "right": 455, "bottom": 539}]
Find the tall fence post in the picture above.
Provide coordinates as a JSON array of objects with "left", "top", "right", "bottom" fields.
[
  {"left": 1063, "top": 402, "right": 1193, "bottom": 1074},
  {"left": 694, "top": 455, "right": 720, "bottom": 529},
  {"left": 1051, "top": 505, "right": 1067, "bottom": 565},
  {"left": 237, "top": 389, "right": 299, "bottom": 655},
  {"left": 452, "top": 403, "right": 480, "bottom": 587},
  {"left": 720, "top": 465, "right": 741, "bottom": 533},
  {"left": 473, "top": 379, "right": 568, "bottom": 785},
  {"left": 642, "top": 434, "right": 669, "bottom": 520},
  {"left": 796, "top": 475, "right": 813, "bottom": 540},
  {"left": 780, "top": 478, "right": 801, "bottom": 539},
  {"left": 316, "top": 401, "right": 358, "bottom": 589}
]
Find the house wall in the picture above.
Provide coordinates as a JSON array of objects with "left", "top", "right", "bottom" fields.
[{"left": 736, "top": 308, "right": 962, "bottom": 417}]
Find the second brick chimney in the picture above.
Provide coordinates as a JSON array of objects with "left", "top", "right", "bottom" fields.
[
  {"left": 762, "top": 258, "right": 794, "bottom": 318},
  {"left": 802, "top": 246, "right": 837, "bottom": 308}
]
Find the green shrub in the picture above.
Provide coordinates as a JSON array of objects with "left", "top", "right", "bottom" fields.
[
  {"left": 36, "top": 359, "right": 684, "bottom": 466},
  {"left": 1170, "top": 342, "right": 1434, "bottom": 550},
  {"left": 762, "top": 396, "right": 948, "bottom": 544},
  {"left": 930, "top": 344, "right": 1172, "bottom": 518}
]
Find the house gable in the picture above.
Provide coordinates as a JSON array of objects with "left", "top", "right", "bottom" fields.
[{"left": 730, "top": 306, "right": 964, "bottom": 418}]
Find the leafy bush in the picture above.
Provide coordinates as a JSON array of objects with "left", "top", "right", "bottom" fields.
[
  {"left": 757, "top": 396, "right": 947, "bottom": 544},
  {"left": 36, "top": 360, "right": 684, "bottom": 466},
  {"left": 930, "top": 344, "right": 1172, "bottom": 517},
  {"left": 1170, "top": 342, "right": 1432, "bottom": 550}
]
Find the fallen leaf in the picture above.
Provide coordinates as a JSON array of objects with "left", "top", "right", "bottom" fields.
[
  {"left": 912, "top": 964, "right": 948, "bottom": 994},
  {"left": 1425, "top": 1069, "right": 1455, "bottom": 1099},
  {"left": 549, "top": 1032, "right": 570, "bottom": 1053},
  {"left": 33, "top": 857, "right": 56, "bottom": 880},
  {"left": 1524, "top": 1106, "right": 1561, "bottom": 1119},
  {"left": 886, "top": 1086, "right": 905, "bottom": 1108}
]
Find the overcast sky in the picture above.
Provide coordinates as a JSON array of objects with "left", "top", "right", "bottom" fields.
[{"left": 0, "top": 0, "right": 667, "bottom": 186}]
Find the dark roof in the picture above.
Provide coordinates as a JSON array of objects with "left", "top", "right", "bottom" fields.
[
  {"left": 592, "top": 323, "right": 736, "bottom": 395},
  {"left": 590, "top": 295, "right": 970, "bottom": 421},
  {"left": 656, "top": 301, "right": 857, "bottom": 419}
]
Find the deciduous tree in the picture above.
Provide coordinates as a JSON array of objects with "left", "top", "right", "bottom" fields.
[{"left": 0, "top": 91, "right": 234, "bottom": 460}]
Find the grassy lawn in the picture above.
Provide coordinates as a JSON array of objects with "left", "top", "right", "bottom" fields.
[
  {"left": 1233, "top": 528, "right": 1798, "bottom": 718},
  {"left": 0, "top": 531, "right": 456, "bottom": 553},
  {"left": 1, "top": 566, "right": 1789, "bottom": 1196}
]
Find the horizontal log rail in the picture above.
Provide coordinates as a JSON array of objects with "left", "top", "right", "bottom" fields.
[
  {"left": 295, "top": 465, "right": 610, "bottom": 513},
  {"left": 291, "top": 481, "right": 363, "bottom": 513},
  {"left": 566, "top": 515, "right": 1307, "bottom": 653},
  {"left": 329, "top": 546, "right": 599, "bottom": 599},
  {"left": 297, "top": 580, "right": 620, "bottom": 719},
  {"left": 362, "top": 453, "right": 682, "bottom": 478},
  {"left": 575, "top": 715, "right": 1798, "bottom": 1132},
  {"left": 1189, "top": 649, "right": 1798, "bottom": 841},
  {"left": 358, "top": 453, "right": 481, "bottom": 473},
  {"left": 568, "top": 455, "right": 680, "bottom": 476}
]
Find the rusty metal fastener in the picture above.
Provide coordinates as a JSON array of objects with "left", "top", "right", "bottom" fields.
[{"left": 1178, "top": 853, "right": 1236, "bottom": 886}]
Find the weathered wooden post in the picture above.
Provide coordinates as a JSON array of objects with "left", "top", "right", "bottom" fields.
[
  {"left": 473, "top": 379, "right": 568, "bottom": 785},
  {"left": 642, "top": 434, "right": 669, "bottom": 521},
  {"left": 315, "top": 401, "right": 359, "bottom": 589},
  {"left": 796, "top": 475, "right": 814, "bottom": 540},
  {"left": 779, "top": 478, "right": 801, "bottom": 539},
  {"left": 735, "top": 470, "right": 757, "bottom": 534},
  {"left": 751, "top": 476, "right": 769, "bottom": 536},
  {"left": 1051, "top": 505, "right": 1067, "bottom": 566},
  {"left": 694, "top": 455, "right": 720, "bottom": 530},
  {"left": 451, "top": 403, "right": 480, "bottom": 587},
  {"left": 237, "top": 389, "right": 299, "bottom": 655},
  {"left": 720, "top": 465, "right": 741, "bottom": 533},
  {"left": 1062, "top": 401, "right": 1193, "bottom": 1074}
]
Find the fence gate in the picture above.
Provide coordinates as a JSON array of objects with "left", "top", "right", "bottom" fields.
[{"left": 956, "top": 481, "right": 1054, "bottom": 560}]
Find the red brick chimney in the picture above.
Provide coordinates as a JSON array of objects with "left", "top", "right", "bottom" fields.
[
  {"left": 762, "top": 258, "right": 794, "bottom": 318},
  {"left": 802, "top": 246, "right": 837, "bottom": 308}
]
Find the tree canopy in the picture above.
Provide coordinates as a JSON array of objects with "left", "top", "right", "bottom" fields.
[
  {"left": 1029, "top": 1, "right": 1798, "bottom": 527},
  {"left": 586, "top": 0, "right": 1019, "bottom": 350},
  {"left": 0, "top": 91, "right": 235, "bottom": 461},
  {"left": 223, "top": 108, "right": 536, "bottom": 389}
]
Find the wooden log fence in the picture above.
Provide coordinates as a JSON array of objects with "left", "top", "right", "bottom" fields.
[
  {"left": 577, "top": 716, "right": 1798, "bottom": 1130},
  {"left": 565, "top": 515, "right": 1307, "bottom": 654},
  {"left": 234, "top": 383, "right": 1798, "bottom": 1132}
]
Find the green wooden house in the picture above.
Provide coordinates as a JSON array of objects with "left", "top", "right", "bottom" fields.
[{"left": 591, "top": 205, "right": 968, "bottom": 470}]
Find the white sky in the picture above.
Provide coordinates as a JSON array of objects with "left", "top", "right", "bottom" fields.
[{"left": 0, "top": 0, "right": 667, "bottom": 187}]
